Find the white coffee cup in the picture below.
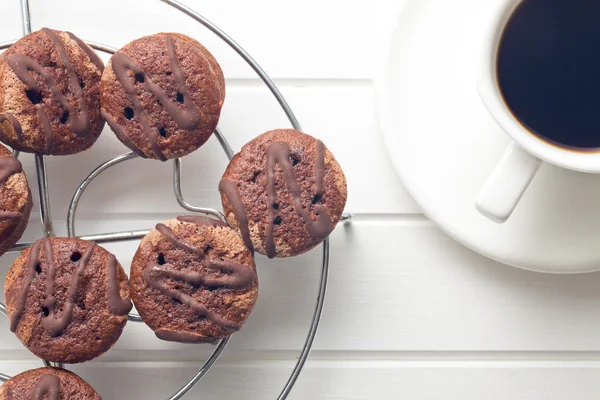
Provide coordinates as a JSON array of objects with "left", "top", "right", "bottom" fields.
[{"left": 475, "top": 0, "right": 600, "bottom": 223}]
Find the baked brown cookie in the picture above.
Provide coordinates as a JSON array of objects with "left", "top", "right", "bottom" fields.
[
  {"left": 4, "top": 238, "right": 132, "bottom": 364},
  {"left": 130, "top": 216, "right": 258, "bottom": 343},
  {"left": 0, "top": 144, "right": 32, "bottom": 256},
  {"left": 0, "top": 367, "right": 101, "bottom": 399},
  {"left": 0, "top": 28, "right": 105, "bottom": 155},
  {"left": 100, "top": 33, "right": 225, "bottom": 161},
  {"left": 219, "top": 129, "right": 347, "bottom": 258}
]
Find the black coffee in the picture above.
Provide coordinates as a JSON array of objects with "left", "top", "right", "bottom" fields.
[{"left": 497, "top": 0, "right": 600, "bottom": 149}]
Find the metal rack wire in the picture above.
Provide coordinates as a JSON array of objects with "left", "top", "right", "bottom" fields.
[{"left": 0, "top": 0, "right": 352, "bottom": 398}]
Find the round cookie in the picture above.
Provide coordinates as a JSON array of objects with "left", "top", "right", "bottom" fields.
[
  {"left": 130, "top": 216, "right": 258, "bottom": 343},
  {"left": 4, "top": 238, "right": 132, "bottom": 364},
  {"left": 0, "top": 144, "right": 32, "bottom": 256},
  {"left": 0, "top": 367, "right": 101, "bottom": 399},
  {"left": 0, "top": 28, "right": 105, "bottom": 155},
  {"left": 219, "top": 129, "right": 347, "bottom": 258},
  {"left": 100, "top": 33, "right": 225, "bottom": 161}
]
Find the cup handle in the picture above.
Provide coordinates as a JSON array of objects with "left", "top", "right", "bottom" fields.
[{"left": 475, "top": 142, "right": 542, "bottom": 223}]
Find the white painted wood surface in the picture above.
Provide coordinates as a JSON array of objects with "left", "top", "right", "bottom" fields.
[{"left": 1, "top": 0, "right": 598, "bottom": 399}]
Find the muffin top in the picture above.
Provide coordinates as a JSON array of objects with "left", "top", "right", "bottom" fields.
[
  {"left": 130, "top": 216, "right": 258, "bottom": 342},
  {"left": 220, "top": 129, "right": 347, "bottom": 258},
  {"left": 0, "top": 28, "right": 104, "bottom": 155},
  {"left": 5, "top": 238, "right": 132, "bottom": 363},
  {"left": 101, "top": 33, "right": 225, "bottom": 160},
  {"left": 0, "top": 367, "right": 101, "bottom": 400},
  {"left": 0, "top": 143, "right": 32, "bottom": 257}
]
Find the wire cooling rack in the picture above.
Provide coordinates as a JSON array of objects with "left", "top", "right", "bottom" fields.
[{"left": 0, "top": 0, "right": 352, "bottom": 398}]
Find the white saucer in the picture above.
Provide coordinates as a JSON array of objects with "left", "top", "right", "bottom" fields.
[{"left": 375, "top": 0, "right": 600, "bottom": 274}]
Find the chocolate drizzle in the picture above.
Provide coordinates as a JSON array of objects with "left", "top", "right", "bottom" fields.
[
  {"left": 10, "top": 240, "right": 128, "bottom": 337},
  {"left": 143, "top": 223, "right": 256, "bottom": 331},
  {"left": 32, "top": 374, "right": 60, "bottom": 400},
  {"left": 263, "top": 140, "right": 332, "bottom": 258},
  {"left": 106, "top": 254, "right": 133, "bottom": 315},
  {"left": 144, "top": 264, "right": 239, "bottom": 332},
  {"left": 38, "top": 103, "right": 54, "bottom": 154},
  {"left": 42, "top": 242, "right": 95, "bottom": 337},
  {"left": 0, "top": 155, "right": 31, "bottom": 221},
  {"left": 6, "top": 29, "right": 92, "bottom": 154},
  {"left": 0, "top": 155, "right": 22, "bottom": 184},
  {"left": 66, "top": 31, "right": 104, "bottom": 73},
  {"left": 218, "top": 179, "right": 254, "bottom": 253},
  {"left": 101, "top": 108, "right": 147, "bottom": 158},
  {"left": 177, "top": 215, "right": 226, "bottom": 228},
  {"left": 0, "top": 113, "right": 23, "bottom": 142},
  {"left": 0, "top": 211, "right": 23, "bottom": 219},
  {"left": 148, "top": 259, "right": 254, "bottom": 290},
  {"left": 166, "top": 36, "right": 202, "bottom": 130},
  {"left": 10, "top": 239, "right": 43, "bottom": 332},
  {"left": 41, "top": 28, "right": 90, "bottom": 137},
  {"left": 41, "top": 239, "right": 57, "bottom": 333},
  {"left": 5, "top": 53, "right": 56, "bottom": 152},
  {"left": 4, "top": 31, "right": 88, "bottom": 153},
  {"left": 219, "top": 140, "right": 333, "bottom": 258},
  {"left": 108, "top": 35, "right": 202, "bottom": 161},
  {"left": 155, "top": 223, "right": 203, "bottom": 256},
  {"left": 155, "top": 328, "right": 217, "bottom": 343},
  {"left": 314, "top": 140, "right": 326, "bottom": 196}
]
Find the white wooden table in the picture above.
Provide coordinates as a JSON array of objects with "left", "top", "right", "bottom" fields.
[{"left": 1, "top": 0, "right": 600, "bottom": 398}]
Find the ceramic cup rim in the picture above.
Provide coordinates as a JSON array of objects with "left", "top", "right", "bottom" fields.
[{"left": 477, "top": 0, "right": 600, "bottom": 173}]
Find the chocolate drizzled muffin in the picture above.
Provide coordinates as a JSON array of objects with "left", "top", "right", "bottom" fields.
[
  {"left": 0, "top": 28, "right": 105, "bottom": 155},
  {"left": 4, "top": 238, "right": 132, "bottom": 364},
  {"left": 219, "top": 129, "right": 347, "bottom": 258},
  {"left": 0, "top": 144, "right": 31, "bottom": 257},
  {"left": 130, "top": 216, "right": 258, "bottom": 343},
  {"left": 0, "top": 367, "right": 101, "bottom": 400},
  {"left": 100, "top": 33, "right": 225, "bottom": 161}
]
